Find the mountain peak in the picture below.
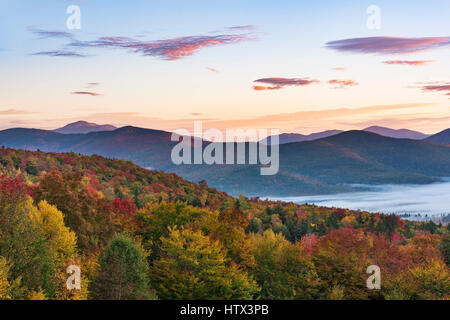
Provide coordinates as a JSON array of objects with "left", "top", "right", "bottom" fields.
[
  {"left": 363, "top": 126, "right": 429, "bottom": 140},
  {"left": 54, "top": 121, "right": 117, "bottom": 134}
]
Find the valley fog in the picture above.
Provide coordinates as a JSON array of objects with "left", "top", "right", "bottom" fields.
[{"left": 270, "top": 179, "right": 450, "bottom": 220}]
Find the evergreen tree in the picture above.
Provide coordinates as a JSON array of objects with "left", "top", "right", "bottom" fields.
[{"left": 91, "top": 234, "right": 155, "bottom": 300}]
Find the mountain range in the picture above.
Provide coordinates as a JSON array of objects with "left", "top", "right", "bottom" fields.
[
  {"left": 262, "top": 126, "right": 431, "bottom": 145},
  {"left": 0, "top": 122, "right": 449, "bottom": 196}
]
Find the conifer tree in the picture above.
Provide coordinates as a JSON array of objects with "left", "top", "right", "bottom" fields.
[{"left": 91, "top": 234, "right": 155, "bottom": 300}]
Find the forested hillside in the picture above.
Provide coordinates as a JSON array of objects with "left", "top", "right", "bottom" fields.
[
  {"left": 0, "top": 147, "right": 449, "bottom": 300},
  {"left": 1, "top": 128, "right": 450, "bottom": 196}
]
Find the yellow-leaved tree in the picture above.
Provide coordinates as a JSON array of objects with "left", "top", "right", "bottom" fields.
[
  {"left": 29, "top": 200, "right": 80, "bottom": 299},
  {"left": 150, "top": 227, "right": 260, "bottom": 300},
  {"left": 30, "top": 200, "right": 77, "bottom": 268}
]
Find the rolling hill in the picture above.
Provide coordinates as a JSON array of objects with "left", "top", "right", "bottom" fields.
[
  {"left": 170, "top": 131, "right": 450, "bottom": 196},
  {"left": 0, "top": 126, "right": 449, "bottom": 196},
  {"left": 425, "top": 128, "right": 450, "bottom": 145}
]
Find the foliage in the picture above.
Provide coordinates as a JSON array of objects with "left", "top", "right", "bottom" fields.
[
  {"left": 91, "top": 234, "right": 155, "bottom": 300},
  {"left": 384, "top": 261, "right": 450, "bottom": 300},
  {"left": 30, "top": 200, "right": 77, "bottom": 269},
  {"left": 150, "top": 227, "right": 259, "bottom": 300},
  {"left": 0, "top": 148, "right": 449, "bottom": 300},
  {"left": 248, "top": 230, "right": 322, "bottom": 299}
]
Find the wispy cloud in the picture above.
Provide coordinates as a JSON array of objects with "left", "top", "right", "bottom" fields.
[
  {"left": 226, "top": 25, "right": 255, "bottom": 31},
  {"left": 29, "top": 27, "right": 74, "bottom": 39},
  {"left": 253, "top": 77, "right": 319, "bottom": 90},
  {"left": 420, "top": 82, "right": 450, "bottom": 92},
  {"left": 253, "top": 85, "right": 270, "bottom": 91},
  {"left": 71, "top": 91, "right": 102, "bottom": 96},
  {"left": 0, "top": 109, "right": 37, "bottom": 115},
  {"left": 417, "top": 81, "right": 450, "bottom": 98},
  {"left": 253, "top": 85, "right": 283, "bottom": 91},
  {"left": 202, "top": 103, "right": 432, "bottom": 130},
  {"left": 210, "top": 25, "right": 256, "bottom": 33},
  {"left": 69, "top": 33, "right": 256, "bottom": 61},
  {"left": 383, "top": 60, "right": 435, "bottom": 66},
  {"left": 332, "top": 67, "right": 346, "bottom": 71},
  {"left": 328, "top": 79, "right": 359, "bottom": 88},
  {"left": 30, "top": 27, "right": 256, "bottom": 60},
  {"left": 326, "top": 36, "right": 450, "bottom": 55},
  {"left": 32, "top": 50, "right": 87, "bottom": 57}
]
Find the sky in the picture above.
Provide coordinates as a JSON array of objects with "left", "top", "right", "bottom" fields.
[{"left": 0, "top": 0, "right": 449, "bottom": 134}]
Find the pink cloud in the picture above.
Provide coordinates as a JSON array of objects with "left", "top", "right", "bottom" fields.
[
  {"left": 206, "top": 67, "right": 219, "bottom": 73},
  {"left": 421, "top": 83, "right": 450, "bottom": 92},
  {"left": 326, "top": 36, "right": 450, "bottom": 54},
  {"left": 71, "top": 91, "right": 102, "bottom": 97},
  {"left": 416, "top": 81, "right": 450, "bottom": 98},
  {"left": 70, "top": 32, "right": 256, "bottom": 61}
]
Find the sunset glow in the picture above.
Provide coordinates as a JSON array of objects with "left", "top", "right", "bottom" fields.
[{"left": 1, "top": 0, "right": 449, "bottom": 134}]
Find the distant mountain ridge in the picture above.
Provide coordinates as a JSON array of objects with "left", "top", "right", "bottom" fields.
[
  {"left": 262, "top": 126, "right": 430, "bottom": 145},
  {"left": 0, "top": 125, "right": 449, "bottom": 197},
  {"left": 54, "top": 121, "right": 117, "bottom": 134},
  {"left": 363, "top": 126, "right": 430, "bottom": 140},
  {"left": 261, "top": 130, "right": 344, "bottom": 145},
  {"left": 425, "top": 129, "right": 450, "bottom": 145}
]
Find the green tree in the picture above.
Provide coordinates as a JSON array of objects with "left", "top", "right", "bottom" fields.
[
  {"left": 0, "top": 176, "right": 53, "bottom": 298},
  {"left": 136, "top": 201, "right": 212, "bottom": 260},
  {"left": 91, "top": 234, "right": 155, "bottom": 300},
  {"left": 440, "top": 234, "right": 450, "bottom": 266},
  {"left": 246, "top": 217, "right": 262, "bottom": 234}
]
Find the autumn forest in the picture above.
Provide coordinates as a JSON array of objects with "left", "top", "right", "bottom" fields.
[{"left": 0, "top": 147, "right": 448, "bottom": 300}]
